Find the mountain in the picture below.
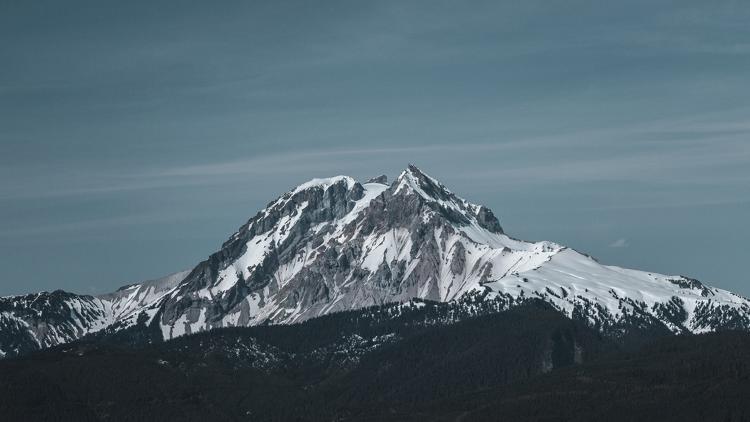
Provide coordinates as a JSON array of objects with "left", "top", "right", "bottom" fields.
[{"left": 2, "top": 164, "right": 749, "bottom": 357}]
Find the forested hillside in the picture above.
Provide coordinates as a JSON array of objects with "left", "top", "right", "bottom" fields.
[{"left": 2, "top": 301, "right": 748, "bottom": 421}]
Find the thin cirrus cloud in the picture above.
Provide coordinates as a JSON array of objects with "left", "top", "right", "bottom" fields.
[
  {"left": 609, "top": 238, "right": 629, "bottom": 248},
  {"left": 0, "top": 213, "right": 182, "bottom": 238},
  {"left": 137, "top": 108, "right": 750, "bottom": 185},
  {"left": 2, "top": 119, "right": 747, "bottom": 204}
]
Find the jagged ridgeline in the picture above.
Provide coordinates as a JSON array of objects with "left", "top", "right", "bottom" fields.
[{"left": 2, "top": 165, "right": 749, "bottom": 357}]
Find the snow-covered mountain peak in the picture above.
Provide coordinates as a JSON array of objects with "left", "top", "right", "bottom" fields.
[
  {"left": 391, "top": 164, "right": 503, "bottom": 234},
  {"left": 291, "top": 175, "right": 357, "bottom": 196},
  {"left": 393, "top": 164, "right": 457, "bottom": 200},
  {"left": 262, "top": 175, "right": 363, "bottom": 216},
  {"left": 152, "top": 166, "right": 750, "bottom": 337}
]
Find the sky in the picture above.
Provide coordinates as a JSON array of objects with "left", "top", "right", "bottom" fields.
[{"left": 1, "top": 0, "right": 749, "bottom": 296}]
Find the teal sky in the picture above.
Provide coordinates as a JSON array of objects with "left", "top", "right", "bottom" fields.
[{"left": 1, "top": 0, "right": 749, "bottom": 296}]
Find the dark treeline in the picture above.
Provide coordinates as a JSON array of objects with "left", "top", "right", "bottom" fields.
[{"left": 1, "top": 301, "right": 750, "bottom": 421}]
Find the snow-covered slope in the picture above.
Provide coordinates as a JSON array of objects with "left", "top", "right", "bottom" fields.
[
  {"left": 2, "top": 165, "right": 749, "bottom": 356},
  {"left": 99, "top": 270, "right": 191, "bottom": 327}
]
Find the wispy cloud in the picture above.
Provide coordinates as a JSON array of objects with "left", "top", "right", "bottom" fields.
[
  {"left": 0, "top": 213, "right": 187, "bottom": 238},
  {"left": 2, "top": 110, "right": 749, "bottom": 206},
  {"left": 609, "top": 238, "right": 629, "bottom": 248}
]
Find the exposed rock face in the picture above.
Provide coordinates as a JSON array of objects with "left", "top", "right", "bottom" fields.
[
  {"left": 450, "top": 241, "right": 467, "bottom": 275},
  {"left": 366, "top": 175, "right": 388, "bottom": 184},
  {"left": 2, "top": 165, "right": 750, "bottom": 357}
]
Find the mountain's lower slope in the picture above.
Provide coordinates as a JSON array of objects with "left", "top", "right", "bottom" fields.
[
  {"left": 1, "top": 165, "right": 748, "bottom": 357},
  {"left": 1, "top": 302, "right": 749, "bottom": 422},
  {"left": 0, "top": 302, "right": 614, "bottom": 421}
]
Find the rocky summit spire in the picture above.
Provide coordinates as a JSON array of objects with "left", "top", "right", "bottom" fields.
[{"left": 390, "top": 164, "right": 503, "bottom": 234}]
